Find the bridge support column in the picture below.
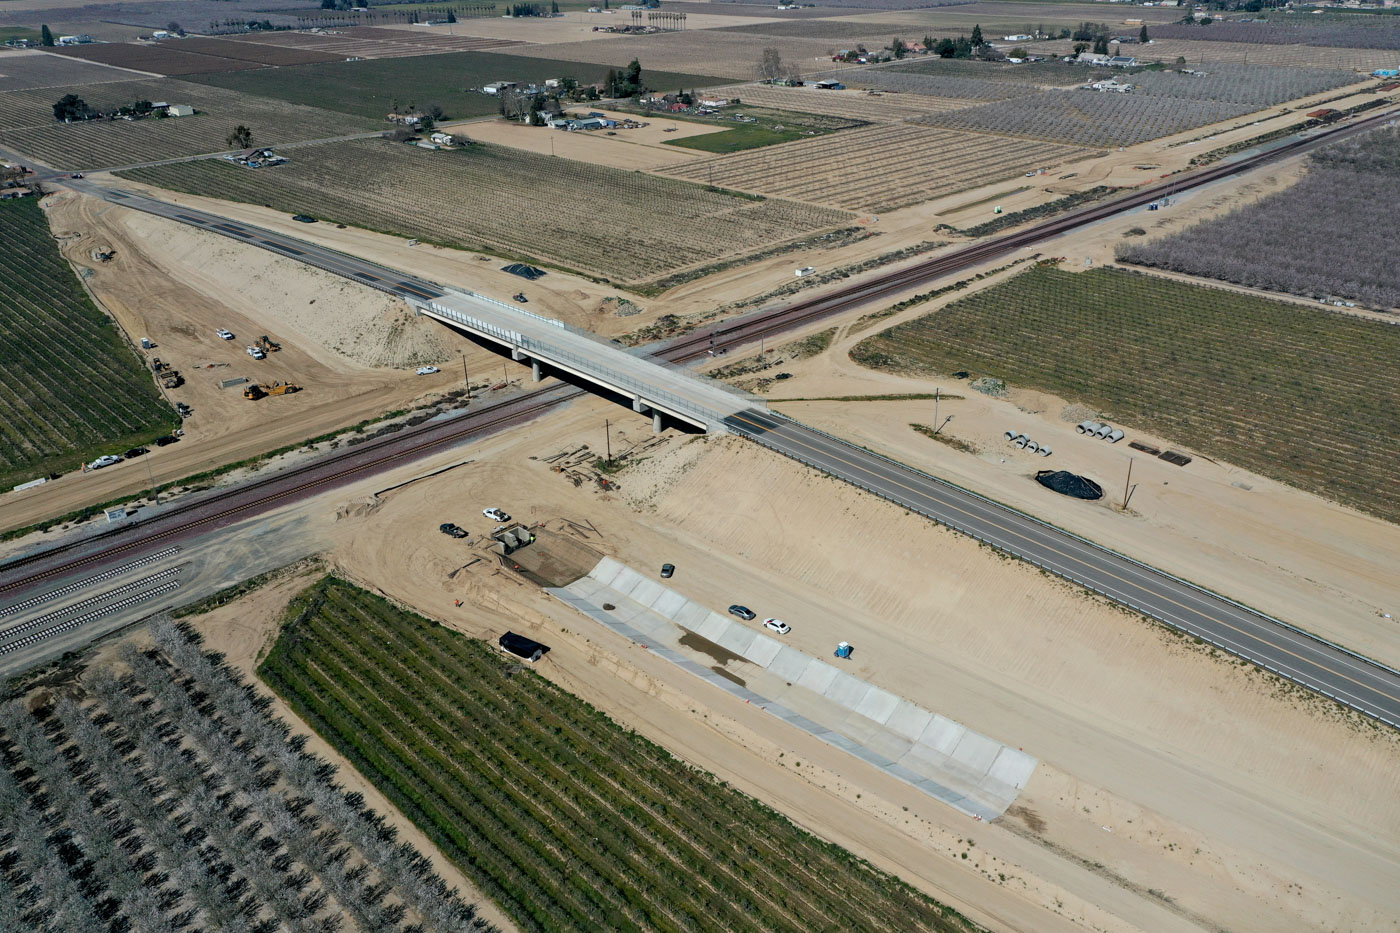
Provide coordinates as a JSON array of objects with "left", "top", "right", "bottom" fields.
[
  {"left": 531, "top": 359, "right": 542, "bottom": 382},
  {"left": 653, "top": 410, "right": 663, "bottom": 434},
  {"left": 632, "top": 396, "right": 647, "bottom": 413},
  {"left": 512, "top": 346, "right": 526, "bottom": 362}
]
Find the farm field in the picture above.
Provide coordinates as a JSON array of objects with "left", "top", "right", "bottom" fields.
[
  {"left": 508, "top": 30, "right": 866, "bottom": 80},
  {"left": 0, "top": 618, "right": 490, "bottom": 933},
  {"left": 1033, "top": 36, "right": 1400, "bottom": 71},
  {"left": 851, "top": 265, "right": 1400, "bottom": 524},
  {"left": 921, "top": 88, "right": 1256, "bottom": 148},
  {"left": 818, "top": 68, "right": 1045, "bottom": 100},
  {"left": 48, "top": 41, "right": 266, "bottom": 76},
  {"left": 658, "top": 104, "right": 863, "bottom": 153},
  {"left": 259, "top": 576, "right": 981, "bottom": 933},
  {"left": 119, "top": 137, "right": 853, "bottom": 283},
  {"left": 225, "top": 25, "right": 527, "bottom": 61},
  {"left": 0, "top": 49, "right": 142, "bottom": 92},
  {"left": 1149, "top": 18, "right": 1400, "bottom": 51},
  {"left": 882, "top": 57, "right": 1109, "bottom": 84},
  {"left": 0, "top": 77, "right": 375, "bottom": 170},
  {"left": 187, "top": 50, "right": 729, "bottom": 121},
  {"left": 167, "top": 35, "right": 348, "bottom": 66},
  {"left": 1120, "top": 126, "right": 1400, "bottom": 309},
  {"left": 1129, "top": 62, "right": 1361, "bottom": 105},
  {"left": 710, "top": 81, "right": 969, "bottom": 120},
  {"left": 0, "top": 198, "right": 175, "bottom": 491},
  {"left": 659, "top": 123, "right": 1095, "bottom": 211}
]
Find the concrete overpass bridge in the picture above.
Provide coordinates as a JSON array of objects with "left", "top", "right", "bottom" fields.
[{"left": 417, "top": 290, "right": 760, "bottom": 433}]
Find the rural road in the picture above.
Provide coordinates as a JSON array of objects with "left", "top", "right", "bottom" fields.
[{"left": 3, "top": 109, "right": 1399, "bottom": 727}]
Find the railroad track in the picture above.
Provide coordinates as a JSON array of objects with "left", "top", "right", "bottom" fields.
[{"left": 2, "top": 107, "right": 1392, "bottom": 600}]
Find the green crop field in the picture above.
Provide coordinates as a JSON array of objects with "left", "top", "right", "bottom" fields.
[
  {"left": 661, "top": 105, "right": 863, "bottom": 154},
  {"left": 260, "top": 577, "right": 985, "bottom": 933},
  {"left": 119, "top": 138, "right": 851, "bottom": 284},
  {"left": 851, "top": 265, "right": 1400, "bottom": 524},
  {"left": 185, "top": 50, "right": 729, "bottom": 122},
  {"left": 0, "top": 198, "right": 177, "bottom": 490}
]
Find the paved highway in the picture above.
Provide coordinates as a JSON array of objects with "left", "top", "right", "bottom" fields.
[{"left": 727, "top": 409, "right": 1400, "bottom": 727}]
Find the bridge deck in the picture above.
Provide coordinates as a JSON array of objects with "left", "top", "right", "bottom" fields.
[{"left": 424, "top": 290, "right": 759, "bottom": 431}]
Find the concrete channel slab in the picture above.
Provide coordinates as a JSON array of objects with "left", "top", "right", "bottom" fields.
[
  {"left": 744, "top": 634, "right": 784, "bottom": 668},
  {"left": 823, "top": 670, "right": 871, "bottom": 709},
  {"left": 767, "top": 647, "right": 814, "bottom": 683},
  {"left": 715, "top": 624, "right": 757, "bottom": 657},
  {"left": 651, "top": 589, "right": 688, "bottom": 619},
  {"left": 551, "top": 559, "right": 1039, "bottom": 820},
  {"left": 693, "top": 612, "right": 730, "bottom": 642},
  {"left": 854, "top": 686, "right": 901, "bottom": 725},
  {"left": 885, "top": 700, "right": 934, "bottom": 742},
  {"left": 796, "top": 660, "right": 839, "bottom": 694}
]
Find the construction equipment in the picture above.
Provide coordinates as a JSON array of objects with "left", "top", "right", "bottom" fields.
[
  {"left": 255, "top": 335, "right": 281, "bottom": 352},
  {"left": 160, "top": 369, "right": 183, "bottom": 389},
  {"left": 243, "top": 380, "right": 301, "bottom": 400}
]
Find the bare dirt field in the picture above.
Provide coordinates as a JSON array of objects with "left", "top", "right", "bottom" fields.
[
  {"left": 227, "top": 26, "right": 525, "bottom": 60},
  {"left": 287, "top": 396, "right": 1400, "bottom": 933},
  {"left": 509, "top": 29, "right": 866, "bottom": 80},
  {"left": 457, "top": 109, "right": 722, "bottom": 169},
  {"left": 705, "top": 80, "right": 972, "bottom": 120},
  {"left": 658, "top": 123, "right": 1097, "bottom": 211}
]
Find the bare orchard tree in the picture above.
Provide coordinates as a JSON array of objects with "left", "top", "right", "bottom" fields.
[{"left": 759, "top": 47, "right": 784, "bottom": 80}]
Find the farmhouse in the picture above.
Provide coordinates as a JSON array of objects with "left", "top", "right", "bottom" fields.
[
  {"left": 1106, "top": 55, "right": 1138, "bottom": 67},
  {"left": 164, "top": 104, "right": 194, "bottom": 117},
  {"left": 1003, "top": 33, "right": 1034, "bottom": 41},
  {"left": 1088, "top": 79, "right": 1135, "bottom": 93},
  {"left": 56, "top": 34, "right": 95, "bottom": 45},
  {"left": 482, "top": 81, "right": 519, "bottom": 95}
]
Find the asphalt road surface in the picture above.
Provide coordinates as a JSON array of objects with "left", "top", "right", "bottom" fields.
[{"left": 726, "top": 409, "right": 1400, "bottom": 728}]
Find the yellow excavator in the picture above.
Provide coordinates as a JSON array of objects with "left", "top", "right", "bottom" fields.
[{"left": 243, "top": 380, "right": 301, "bottom": 400}]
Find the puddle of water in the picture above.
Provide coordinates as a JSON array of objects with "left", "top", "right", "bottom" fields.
[
  {"left": 711, "top": 666, "right": 747, "bottom": 688},
  {"left": 679, "top": 631, "right": 745, "bottom": 666}
]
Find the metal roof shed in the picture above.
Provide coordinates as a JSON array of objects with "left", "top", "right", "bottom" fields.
[{"left": 499, "top": 632, "right": 549, "bottom": 662}]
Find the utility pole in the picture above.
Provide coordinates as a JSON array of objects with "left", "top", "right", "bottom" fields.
[
  {"left": 605, "top": 419, "right": 612, "bottom": 461},
  {"left": 934, "top": 387, "right": 940, "bottom": 433},
  {"left": 1121, "top": 457, "right": 1136, "bottom": 510},
  {"left": 461, "top": 351, "right": 469, "bottom": 398}
]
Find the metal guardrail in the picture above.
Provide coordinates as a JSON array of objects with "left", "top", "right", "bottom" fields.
[{"left": 736, "top": 415, "right": 1400, "bottom": 730}]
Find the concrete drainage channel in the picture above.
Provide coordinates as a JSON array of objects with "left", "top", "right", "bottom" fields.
[{"left": 550, "top": 557, "right": 1036, "bottom": 822}]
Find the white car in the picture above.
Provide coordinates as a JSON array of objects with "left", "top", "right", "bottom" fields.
[
  {"left": 416, "top": 365, "right": 440, "bottom": 375},
  {"left": 483, "top": 507, "right": 510, "bottom": 522},
  {"left": 763, "top": 618, "right": 790, "bottom": 635},
  {"left": 89, "top": 454, "right": 123, "bottom": 470},
  {"left": 247, "top": 346, "right": 266, "bottom": 360},
  {"left": 216, "top": 328, "right": 234, "bottom": 340}
]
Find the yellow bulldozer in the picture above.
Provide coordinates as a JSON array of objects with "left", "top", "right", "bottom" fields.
[
  {"left": 255, "top": 334, "right": 281, "bottom": 353},
  {"left": 243, "top": 380, "right": 301, "bottom": 400}
]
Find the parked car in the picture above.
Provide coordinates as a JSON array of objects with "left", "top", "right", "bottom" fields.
[
  {"left": 513, "top": 293, "right": 528, "bottom": 303},
  {"left": 728, "top": 605, "right": 755, "bottom": 621},
  {"left": 762, "top": 618, "right": 790, "bottom": 635},
  {"left": 247, "top": 345, "right": 266, "bottom": 360},
  {"left": 660, "top": 563, "right": 675, "bottom": 579},
  {"left": 483, "top": 507, "right": 510, "bottom": 522},
  {"left": 88, "top": 454, "right": 122, "bottom": 470},
  {"left": 70, "top": 173, "right": 84, "bottom": 179},
  {"left": 416, "top": 365, "right": 440, "bottom": 375},
  {"left": 291, "top": 214, "right": 316, "bottom": 223},
  {"left": 123, "top": 447, "right": 148, "bottom": 458},
  {"left": 439, "top": 523, "right": 469, "bottom": 538},
  {"left": 154, "top": 435, "right": 180, "bottom": 447},
  {"left": 216, "top": 328, "right": 234, "bottom": 340}
]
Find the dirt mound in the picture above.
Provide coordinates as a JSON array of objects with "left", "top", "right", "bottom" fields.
[{"left": 333, "top": 495, "right": 383, "bottom": 521}]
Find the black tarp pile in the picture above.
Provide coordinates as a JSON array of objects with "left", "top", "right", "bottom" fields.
[{"left": 1035, "top": 470, "right": 1103, "bottom": 500}]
